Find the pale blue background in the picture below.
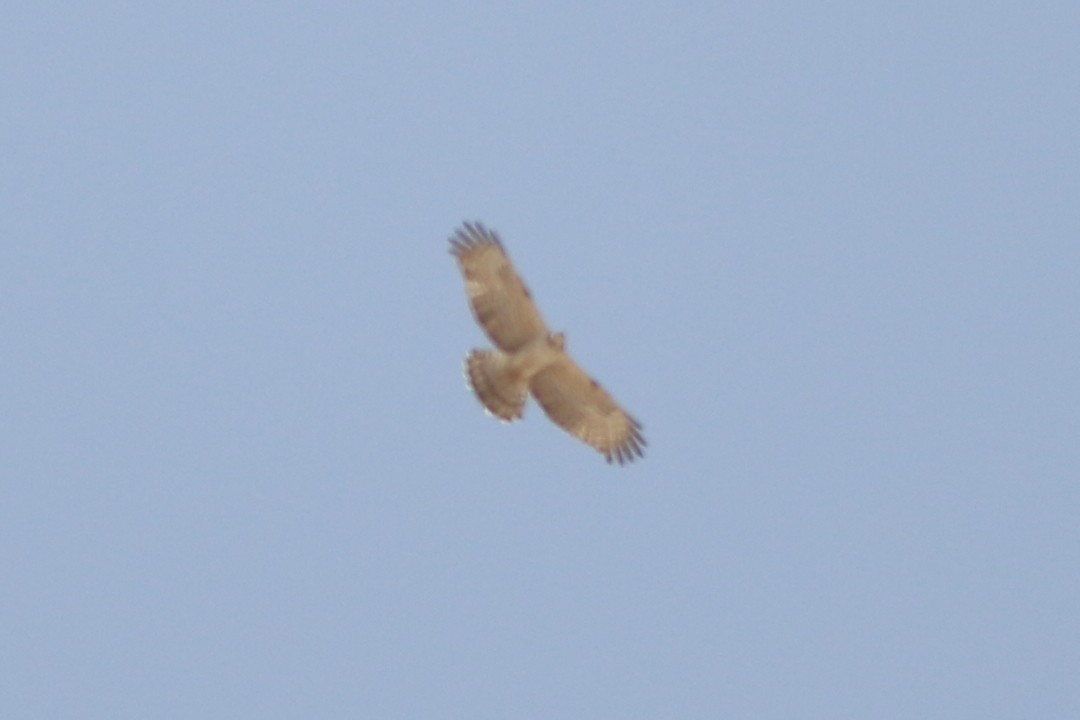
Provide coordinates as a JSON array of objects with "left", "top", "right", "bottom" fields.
[{"left": 3, "top": 2, "right": 1078, "bottom": 717}]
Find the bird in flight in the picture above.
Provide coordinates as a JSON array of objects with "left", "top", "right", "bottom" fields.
[{"left": 450, "top": 222, "right": 645, "bottom": 464}]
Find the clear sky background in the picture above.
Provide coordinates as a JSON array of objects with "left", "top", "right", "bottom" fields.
[{"left": 4, "top": 2, "right": 1078, "bottom": 718}]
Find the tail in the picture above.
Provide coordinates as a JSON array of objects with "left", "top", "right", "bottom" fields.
[{"left": 465, "top": 350, "right": 527, "bottom": 421}]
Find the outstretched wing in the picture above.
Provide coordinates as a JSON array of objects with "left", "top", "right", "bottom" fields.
[
  {"left": 450, "top": 222, "right": 549, "bottom": 352},
  {"left": 529, "top": 356, "right": 646, "bottom": 464}
]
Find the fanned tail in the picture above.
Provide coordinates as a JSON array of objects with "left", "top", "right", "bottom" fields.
[{"left": 465, "top": 350, "right": 527, "bottom": 421}]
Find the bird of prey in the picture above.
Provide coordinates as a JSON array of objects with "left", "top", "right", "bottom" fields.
[{"left": 449, "top": 221, "right": 645, "bottom": 464}]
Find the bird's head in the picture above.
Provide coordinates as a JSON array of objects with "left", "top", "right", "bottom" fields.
[{"left": 548, "top": 331, "right": 566, "bottom": 350}]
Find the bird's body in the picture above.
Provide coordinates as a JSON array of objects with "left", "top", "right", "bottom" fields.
[
  {"left": 465, "top": 332, "right": 563, "bottom": 421},
  {"left": 449, "top": 222, "right": 645, "bottom": 465}
]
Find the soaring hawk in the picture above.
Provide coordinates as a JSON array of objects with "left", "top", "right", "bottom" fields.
[{"left": 450, "top": 222, "right": 645, "bottom": 465}]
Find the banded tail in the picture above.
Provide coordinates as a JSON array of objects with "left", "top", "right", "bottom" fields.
[{"left": 465, "top": 350, "right": 527, "bottom": 421}]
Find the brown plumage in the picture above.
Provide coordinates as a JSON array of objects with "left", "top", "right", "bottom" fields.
[{"left": 450, "top": 222, "right": 645, "bottom": 465}]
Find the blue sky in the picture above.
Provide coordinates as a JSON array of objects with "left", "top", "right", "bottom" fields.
[{"left": 4, "top": 2, "right": 1078, "bottom": 717}]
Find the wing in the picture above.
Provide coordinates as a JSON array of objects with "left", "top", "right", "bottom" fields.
[
  {"left": 450, "top": 222, "right": 549, "bottom": 352},
  {"left": 529, "top": 356, "right": 646, "bottom": 465}
]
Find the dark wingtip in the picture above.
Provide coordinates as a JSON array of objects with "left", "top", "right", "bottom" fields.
[
  {"left": 449, "top": 221, "right": 503, "bottom": 256},
  {"left": 605, "top": 433, "right": 646, "bottom": 466}
]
